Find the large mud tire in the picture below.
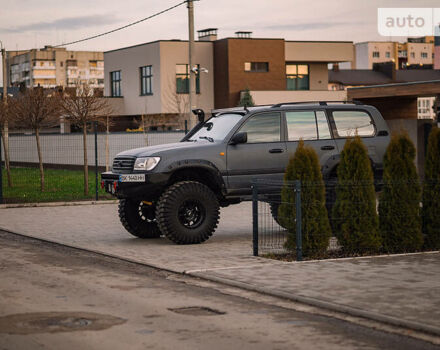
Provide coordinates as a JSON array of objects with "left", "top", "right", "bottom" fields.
[
  {"left": 156, "top": 181, "right": 220, "bottom": 244},
  {"left": 118, "top": 199, "right": 161, "bottom": 238}
]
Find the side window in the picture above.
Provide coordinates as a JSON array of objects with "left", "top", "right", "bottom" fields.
[
  {"left": 286, "top": 111, "right": 317, "bottom": 141},
  {"left": 332, "top": 110, "right": 375, "bottom": 137},
  {"left": 239, "top": 113, "right": 281, "bottom": 143}
]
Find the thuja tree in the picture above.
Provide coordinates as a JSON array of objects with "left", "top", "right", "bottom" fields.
[
  {"left": 378, "top": 133, "right": 422, "bottom": 252},
  {"left": 332, "top": 136, "right": 381, "bottom": 253},
  {"left": 422, "top": 127, "right": 440, "bottom": 249},
  {"left": 278, "top": 140, "right": 331, "bottom": 257},
  {"left": 238, "top": 88, "right": 255, "bottom": 107}
]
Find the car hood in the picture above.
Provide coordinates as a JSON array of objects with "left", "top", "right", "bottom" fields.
[{"left": 117, "top": 141, "right": 217, "bottom": 157}]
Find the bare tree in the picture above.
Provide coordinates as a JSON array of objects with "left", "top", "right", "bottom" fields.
[
  {"left": 58, "top": 83, "right": 112, "bottom": 195},
  {"left": 11, "top": 87, "right": 60, "bottom": 191},
  {"left": 0, "top": 97, "right": 13, "bottom": 187}
]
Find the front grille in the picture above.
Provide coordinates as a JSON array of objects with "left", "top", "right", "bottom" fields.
[{"left": 112, "top": 156, "right": 136, "bottom": 173}]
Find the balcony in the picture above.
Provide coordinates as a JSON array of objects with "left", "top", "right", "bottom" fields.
[{"left": 247, "top": 90, "right": 348, "bottom": 105}]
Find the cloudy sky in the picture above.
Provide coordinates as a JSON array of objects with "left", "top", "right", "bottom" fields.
[{"left": 0, "top": 0, "right": 438, "bottom": 81}]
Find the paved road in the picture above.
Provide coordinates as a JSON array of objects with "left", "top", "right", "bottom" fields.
[
  {"left": 0, "top": 231, "right": 437, "bottom": 350},
  {"left": 0, "top": 202, "right": 439, "bottom": 341}
]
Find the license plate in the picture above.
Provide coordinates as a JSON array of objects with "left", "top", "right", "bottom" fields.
[{"left": 119, "top": 174, "right": 145, "bottom": 182}]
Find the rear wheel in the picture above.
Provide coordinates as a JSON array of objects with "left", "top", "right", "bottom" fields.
[
  {"left": 156, "top": 181, "right": 220, "bottom": 244},
  {"left": 269, "top": 202, "right": 288, "bottom": 229},
  {"left": 118, "top": 199, "right": 161, "bottom": 238}
]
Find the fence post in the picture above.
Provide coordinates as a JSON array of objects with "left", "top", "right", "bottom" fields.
[
  {"left": 184, "top": 120, "right": 188, "bottom": 134},
  {"left": 295, "top": 180, "right": 302, "bottom": 261},
  {"left": 94, "top": 121, "right": 98, "bottom": 201},
  {"left": 252, "top": 181, "right": 259, "bottom": 256},
  {"left": 0, "top": 131, "right": 3, "bottom": 204}
]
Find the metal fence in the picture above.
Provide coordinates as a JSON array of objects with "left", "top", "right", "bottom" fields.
[
  {"left": 252, "top": 179, "right": 439, "bottom": 261},
  {"left": 0, "top": 128, "right": 185, "bottom": 204}
]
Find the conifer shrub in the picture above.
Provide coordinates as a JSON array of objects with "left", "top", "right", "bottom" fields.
[
  {"left": 238, "top": 88, "right": 255, "bottom": 107},
  {"left": 378, "top": 133, "right": 423, "bottom": 252},
  {"left": 278, "top": 140, "right": 331, "bottom": 257},
  {"left": 332, "top": 136, "right": 381, "bottom": 253},
  {"left": 422, "top": 127, "right": 440, "bottom": 250}
]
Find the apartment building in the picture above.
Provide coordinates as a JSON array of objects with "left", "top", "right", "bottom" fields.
[
  {"left": 7, "top": 46, "right": 104, "bottom": 89},
  {"left": 104, "top": 29, "right": 352, "bottom": 130},
  {"left": 355, "top": 37, "right": 434, "bottom": 70}
]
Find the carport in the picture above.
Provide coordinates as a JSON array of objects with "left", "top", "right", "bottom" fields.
[{"left": 347, "top": 81, "right": 440, "bottom": 176}]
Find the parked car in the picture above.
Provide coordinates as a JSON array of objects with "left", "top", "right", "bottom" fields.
[{"left": 101, "top": 101, "right": 390, "bottom": 244}]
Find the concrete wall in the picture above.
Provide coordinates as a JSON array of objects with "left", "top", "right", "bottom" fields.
[
  {"left": 104, "top": 42, "right": 162, "bottom": 115},
  {"left": 285, "top": 41, "right": 353, "bottom": 62},
  {"left": 159, "top": 41, "right": 214, "bottom": 114},
  {"left": 309, "top": 63, "right": 329, "bottom": 90},
  {"left": 3, "top": 132, "right": 184, "bottom": 168},
  {"left": 435, "top": 45, "right": 440, "bottom": 70},
  {"left": 104, "top": 41, "right": 214, "bottom": 115},
  {"left": 248, "top": 90, "right": 347, "bottom": 105}
]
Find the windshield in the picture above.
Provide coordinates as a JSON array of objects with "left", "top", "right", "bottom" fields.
[{"left": 188, "top": 113, "right": 244, "bottom": 142}]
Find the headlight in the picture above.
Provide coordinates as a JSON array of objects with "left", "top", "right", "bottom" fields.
[{"left": 133, "top": 157, "right": 161, "bottom": 171}]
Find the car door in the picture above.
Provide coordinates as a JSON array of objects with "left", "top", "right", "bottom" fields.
[
  {"left": 226, "top": 112, "right": 287, "bottom": 193},
  {"left": 284, "top": 110, "right": 339, "bottom": 176}
]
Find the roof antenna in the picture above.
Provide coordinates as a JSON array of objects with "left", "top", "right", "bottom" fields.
[{"left": 244, "top": 105, "right": 249, "bottom": 113}]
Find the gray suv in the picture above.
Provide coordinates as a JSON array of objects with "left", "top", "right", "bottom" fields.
[{"left": 102, "top": 101, "right": 390, "bottom": 244}]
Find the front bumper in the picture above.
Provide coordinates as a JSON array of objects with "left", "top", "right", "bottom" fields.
[{"left": 101, "top": 171, "right": 169, "bottom": 200}]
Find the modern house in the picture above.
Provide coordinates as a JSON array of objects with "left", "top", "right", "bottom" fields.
[
  {"left": 329, "top": 62, "right": 440, "bottom": 119},
  {"left": 104, "top": 29, "right": 353, "bottom": 130},
  {"left": 6, "top": 46, "right": 104, "bottom": 89},
  {"left": 354, "top": 37, "right": 434, "bottom": 70}
]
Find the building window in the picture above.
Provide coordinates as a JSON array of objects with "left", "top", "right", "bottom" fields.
[
  {"left": 421, "top": 52, "right": 428, "bottom": 58},
  {"left": 176, "top": 64, "right": 200, "bottom": 94},
  {"left": 244, "top": 62, "right": 269, "bottom": 72},
  {"left": 411, "top": 52, "right": 415, "bottom": 58},
  {"left": 140, "top": 65, "right": 153, "bottom": 95},
  {"left": 286, "top": 64, "right": 309, "bottom": 91},
  {"left": 385, "top": 52, "right": 391, "bottom": 58},
  {"left": 372, "top": 51, "right": 380, "bottom": 58},
  {"left": 110, "top": 70, "right": 121, "bottom": 97}
]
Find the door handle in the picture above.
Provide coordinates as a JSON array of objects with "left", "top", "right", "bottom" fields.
[
  {"left": 269, "top": 148, "right": 284, "bottom": 153},
  {"left": 321, "top": 145, "right": 335, "bottom": 150}
]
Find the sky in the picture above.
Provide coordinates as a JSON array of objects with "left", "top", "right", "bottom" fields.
[{"left": 0, "top": 0, "right": 438, "bottom": 83}]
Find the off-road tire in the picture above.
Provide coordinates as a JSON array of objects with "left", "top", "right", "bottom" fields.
[
  {"left": 156, "top": 181, "right": 220, "bottom": 244},
  {"left": 118, "top": 199, "right": 161, "bottom": 238}
]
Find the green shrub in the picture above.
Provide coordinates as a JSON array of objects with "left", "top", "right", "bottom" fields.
[
  {"left": 279, "top": 140, "right": 331, "bottom": 257},
  {"left": 332, "top": 136, "right": 381, "bottom": 253},
  {"left": 378, "top": 133, "right": 423, "bottom": 252},
  {"left": 238, "top": 88, "right": 255, "bottom": 107},
  {"left": 422, "top": 127, "right": 440, "bottom": 250}
]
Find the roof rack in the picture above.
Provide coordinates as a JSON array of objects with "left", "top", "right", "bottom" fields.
[{"left": 270, "top": 100, "right": 363, "bottom": 108}]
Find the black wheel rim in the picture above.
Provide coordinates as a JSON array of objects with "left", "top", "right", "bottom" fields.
[
  {"left": 177, "top": 200, "right": 205, "bottom": 229},
  {"left": 138, "top": 202, "right": 156, "bottom": 223}
]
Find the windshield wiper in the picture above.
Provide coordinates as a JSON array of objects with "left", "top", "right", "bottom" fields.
[{"left": 199, "top": 136, "right": 214, "bottom": 142}]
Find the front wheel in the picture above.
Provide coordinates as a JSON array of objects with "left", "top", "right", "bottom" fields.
[
  {"left": 118, "top": 199, "right": 161, "bottom": 238},
  {"left": 156, "top": 181, "right": 220, "bottom": 244}
]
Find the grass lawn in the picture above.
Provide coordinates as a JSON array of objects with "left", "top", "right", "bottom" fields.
[{"left": 1, "top": 167, "right": 113, "bottom": 203}]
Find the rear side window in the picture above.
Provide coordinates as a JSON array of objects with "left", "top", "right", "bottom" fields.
[
  {"left": 332, "top": 110, "right": 375, "bottom": 137},
  {"left": 286, "top": 110, "right": 332, "bottom": 141},
  {"left": 239, "top": 113, "right": 281, "bottom": 143}
]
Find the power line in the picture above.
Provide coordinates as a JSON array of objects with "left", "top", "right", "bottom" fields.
[{"left": 53, "top": 1, "right": 187, "bottom": 48}]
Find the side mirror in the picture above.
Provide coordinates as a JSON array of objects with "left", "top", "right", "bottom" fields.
[
  {"left": 229, "top": 132, "right": 247, "bottom": 145},
  {"left": 192, "top": 109, "right": 205, "bottom": 123}
]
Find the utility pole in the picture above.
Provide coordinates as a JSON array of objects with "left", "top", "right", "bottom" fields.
[{"left": 187, "top": 0, "right": 196, "bottom": 129}]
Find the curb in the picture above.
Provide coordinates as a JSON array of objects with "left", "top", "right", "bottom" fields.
[
  {"left": 0, "top": 200, "right": 118, "bottom": 209},
  {"left": 188, "top": 271, "right": 440, "bottom": 338},
  {"left": 1, "top": 227, "right": 439, "bottom": 339}
]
